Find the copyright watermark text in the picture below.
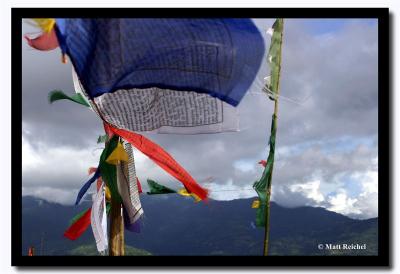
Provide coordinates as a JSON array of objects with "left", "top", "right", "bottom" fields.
[{"left": 317, "top": 243, "right": 367, "bottom": 250}]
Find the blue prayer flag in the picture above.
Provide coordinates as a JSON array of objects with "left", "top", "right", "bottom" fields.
[{"left": 55, "top": 18, "right": 265, "bottom": 107}]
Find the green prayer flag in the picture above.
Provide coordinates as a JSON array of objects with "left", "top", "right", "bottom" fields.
[
  {"left": 69, "top": 209, "right": 87, "bottom": 226},
  {"left": 48, "top": 90, "right": 90, "bottom": 107},
  {"left": 97, "top": 134, "right": 108, "bottom": 144},
  {"left": 255, "top": 203, "right": 267, "bottom": 227},
  {"left": 146, "top": 179, "right": 176, "bottom": 195},
  {"left": 106, "top": 202, "right": 111, "bottom": 215},
  {"left": 69, "top": 202, "right": 111, "bottom": 226},
  {"left": 253, "top": 114, "right": 277, "bottom": 227},
  {"left": 264, "top": 19, "right": 284, "bottom": 99},
  {"left": 99, "top": 136, "right": 122, "bottom": 203}
]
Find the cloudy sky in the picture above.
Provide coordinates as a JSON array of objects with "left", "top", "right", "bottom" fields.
[{"left": 22, "top": 18, "right": 378, "bottom": 219}]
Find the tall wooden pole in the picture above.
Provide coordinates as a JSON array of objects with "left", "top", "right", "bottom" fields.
[
  {"left": 109, "top": 197, "right": 125, "bottom": 256},
  {"left": 108, "top": 144, "right": 125, "bottom": 256},
  {"left": 263, "top": 19, "right": 284, "bottom": 256}
]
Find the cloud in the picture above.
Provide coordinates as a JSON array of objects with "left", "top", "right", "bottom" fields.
[
  {"left": 22, "top": 19, "right": 378, "bottom": 219},
  {"left": 289, "top": 180, "right": 325, "bottom": 204},
  {"left": 327, "top": 189, "right": 361, "bottom": 216}
]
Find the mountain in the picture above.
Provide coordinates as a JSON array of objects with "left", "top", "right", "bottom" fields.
[
  {"left": 69, "top": 244, "right": 151, "bottom": 256},
  {"left": 21, "top": 195, "right": 377, "bottom": 256}
]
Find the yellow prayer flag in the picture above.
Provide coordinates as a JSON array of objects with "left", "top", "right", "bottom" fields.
[
  {"left": 252, "top": 199, "right": 260, "bottom": 209},
  {"left": 32, "top": 18, "right": 56, "bottom": 33},
  {"left": 106, "top": 142, "right": 129, "bottom": 165},
  {"left": 177, "top": 188, "right": 191, "bottom": 196},
  {"left": 191, "top": 193, "right": 202, "bottom": 203},
  {"left": 178, "top": 188, "right": 202, "bottom": 202},
  {"left": 105, "top": 186, "right": 111, "bottom": 201}
]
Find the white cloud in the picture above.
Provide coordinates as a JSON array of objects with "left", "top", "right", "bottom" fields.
[
  {"left": 327, "top": 189, "right": 362, "bottom": 216},
  {"left": 22, "top": 133, "right": 102, "bottom": 204},
  {"left": 233, "top": 159, "right": 257, "bottom": 173},
  {"left": 22, "top": 186, "right": 77, "bottom": 205},
  {"left": 289, "top": 180, "right": 325, "bottom": 204},
  {"left": 349, "top": 170, "right": 378, "bottom": 219}
]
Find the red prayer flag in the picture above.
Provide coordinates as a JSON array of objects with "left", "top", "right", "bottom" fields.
[
  {"left": 64, "top": 208, "right": 92, "bottom": 240},
  {"left": 24, "top": 29, "right": 59, "bottom": 51},
  {"left": 105, "top": 124, "right": 208, "bottom": 200},
  {"left": 103, "top": 122, "right": 115, "bottom": 139},
  {"left": 28, "top": 246, "right": 34, "bottom": 256},
  {"left": 137, "top": 178, "right": 143, "bottom": 194},
  {"left": 258, "top": 160, "right": 267, "bottom": 167},
  {"left": 96, "top": 177, "right": 103, "bottom": 191},
  {"left": 88, "top": 167, "right": 97, "bottom": 175}
]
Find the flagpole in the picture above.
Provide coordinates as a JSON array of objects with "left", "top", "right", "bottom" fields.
[
  {"left": 263, "top": 19, "right": 284, "bottom": 256},
  {"left": 109, "top": 197, "right": 125, "bottom": 256},
  {"left": 108, "top": 142, "right": 125, "bottom": 256}
]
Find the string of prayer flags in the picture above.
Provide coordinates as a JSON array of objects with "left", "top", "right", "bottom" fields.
[
  {"left": 254, "top": 19, "right": 285, "bottom": 256},
  {"left": 145, "top": 180, "right": 201, "bottom": 202},
  {"left": 146, "top": 179, "right": 176, "bottom": 195},
  {"left": 48, "top": 90, "right": 90, "bottom": 107}
]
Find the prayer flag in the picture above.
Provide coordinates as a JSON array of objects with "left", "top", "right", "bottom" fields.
[
  {"left": 106, "top": 141, "right": 129, "bottom": 165},
  {"left": 64, "top": 208, "right": 92, "bottom": 240},
  {"left": 263, "top": 19, "right": 284, "bottom": 99},
  {"left": 48, "top": 90, "right": 90, "bottom": 107},
  {"left": 24, "top": 29, "right": 59, "bottom": 51},
  {"left": 91, "top": 183, "right": 108, "bottom": 253},
  {"left": 60, "top": 18, "right": 265, "bottom": 134},
  {"left": 177, "top": 188, "right": 202, "bottom": 202},
  {"left": 147, "top": 179, "right": 176, "bottom": 195},
  {"left": 253, "top": 114, "right": 277, "bottom": 227},
  {"left": 116, "top": 142, "right": 144, "bottom": 227},
  {"left": 55, "top": 18, "right": 264, "bottom": 106}
]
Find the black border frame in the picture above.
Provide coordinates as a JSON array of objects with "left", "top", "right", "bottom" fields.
[{"left": 12, "top": 7, "right": 390, "bottom": 267}]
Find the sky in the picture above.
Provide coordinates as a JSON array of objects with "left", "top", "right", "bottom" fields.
[{"left": 21, "top": 18, "right": 378, "bottom": 219}]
